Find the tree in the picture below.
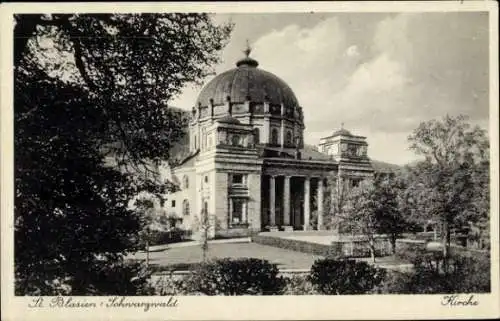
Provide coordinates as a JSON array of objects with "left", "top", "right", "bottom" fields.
[
  {"left": 14, "top": 14, "right": 232, "bottom": 294},
  {"left": 323, "top": 173, "right": 353, "bottom": 232},
  {"left": 334, "top": 176, "right": 406, "bottom": 262},
  {"left": 193, "top": 209, "right": 214, "bottom": 262},
  {"left": 15, "top": 13, "right": 232, "bottom": 167},
  {"left": 406, "top": 114, "right": 489, "bottom": 266},
  {"left": 339, "top": 180, "right": 379, "bottom": 262},
  {"left": 133, "top": 195, "right": 170, "bottom": 267},
  {"left": 372, "top": 175, "right": 407, "bottom": 254}
]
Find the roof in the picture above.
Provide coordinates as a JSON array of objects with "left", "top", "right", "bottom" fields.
[
  {"left": 332, "top": 128, "right": 353, "bottom": 136},
  {"left": 301, "top": 144, "right": 332, "bottom": 161},
  {"left": 217, "top": 115, "right": 241, "bottom": 125},
  {"left": 196, "top": 56, "right": 299, "bottom": 108}
]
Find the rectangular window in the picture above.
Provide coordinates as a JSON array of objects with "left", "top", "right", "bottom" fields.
[
  {"left": 171, "top": 200, "right": 176, "bottom": 207},
  {"left": 232, "top": 174, "right": 243, "bottom": 184},
  {"left": 231, "top": 198, "right": 245, "bottom": 224}
]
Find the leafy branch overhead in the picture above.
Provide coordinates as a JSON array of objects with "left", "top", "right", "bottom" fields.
[{"left": 15, "top": 13, "right": 233, "bottom": 166}]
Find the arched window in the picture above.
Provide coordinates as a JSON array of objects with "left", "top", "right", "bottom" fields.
[
  {"left": 182, "top": 199, "right": 190, "bottom": 216},
  {"left": 254, "top": 128, "right": 260, "bottom": 144},
  {"left": 203, "top": 201, "right": 208, "bottom": 215},
  {"left": 194, "top": 135, "right": 198, "bottom": 149},
  {"left": 286, "top": 131, "right": 292, "bottom": 146},
  {"left": 271, "top": 128, "right": 279, "bottom": 145},
  {"left": 204, "top": 175, "right": 209, "bottom": 183}
]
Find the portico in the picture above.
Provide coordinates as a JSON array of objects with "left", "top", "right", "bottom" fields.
[{"left": 261, "top": 158, "right": 334, "bottom": 231}]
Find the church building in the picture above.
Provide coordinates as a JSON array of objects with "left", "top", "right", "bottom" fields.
[{"left": 165, "top": 46, "right": 375, "bottom": 237}]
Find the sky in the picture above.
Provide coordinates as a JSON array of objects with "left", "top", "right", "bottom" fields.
[{"left": 171, "top": 12, "right": 490, "bottom": 165}]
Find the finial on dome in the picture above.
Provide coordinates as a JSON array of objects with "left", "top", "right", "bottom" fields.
[
  {"left": 341, "top": 122, "right": 345, "bottom": 129},
  {"left": 243, "top": 39, "right": 252, "bottom": 58},
  {"left": 236, "top": 39, "right": 259, "bottom": 68}
]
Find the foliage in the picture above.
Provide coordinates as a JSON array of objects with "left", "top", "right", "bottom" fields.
[
  {"left": 309, "top": 258, "right": 386, "bottom": 295},
  {"left": 153, "top": 275, "right": 199, "bottom": 296},
  {"left": 182, "top": 258, "right": 285, "bottom": 295},
  {"left": 406, "top": 114, "right": 489, "bottom": 261},
  {"left": 373, "top": 176, "right": 408, "bottom": 254},
  {"left": 138, "top": 228, "right": 192, "bottom": 248},
  {"left": 14, "top": 13, "right": 232, "bottom": 295},
  {"left": 281, "top": 274, "right": 318, "bottom": 295},
  {"left": 323, "top": 173, "right": 353, "bottom": 231},
  {"left": 14, "top": 69, "right": 149, "bottom": 295},
  {"left": 385, "top": 247, "right": 490, "bottom": 294},
  {"left": 335, "top": 180, "right": 382, "bottom": 262}
]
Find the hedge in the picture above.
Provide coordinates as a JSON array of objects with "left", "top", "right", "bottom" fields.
[
  {"left": 140, "top": 228, "right": 192, "bottom": 247},
  {"left": 309, "top": 258, "right": 386, "bottom": 295},
  {"left": 181, "top": 258, "right": 285, "bottom": 295}
]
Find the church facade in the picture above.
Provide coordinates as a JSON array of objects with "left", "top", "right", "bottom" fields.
[{"left": 165, "top": 49, "right": 374, "bottom": 237}]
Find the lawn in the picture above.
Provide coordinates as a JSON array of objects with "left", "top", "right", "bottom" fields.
[{"left": 129, "top": 242, "right": 323, "bottom": 270}]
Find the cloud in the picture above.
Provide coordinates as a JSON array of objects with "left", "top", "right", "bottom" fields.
[
  {"left": 247, "top": 13, "right": 489, "bottom": 164},
  {"left": 345, "top": 45, "right": 360, "bottom": 58}
]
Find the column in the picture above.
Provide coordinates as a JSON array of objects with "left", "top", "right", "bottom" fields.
[
  {"left": 303, "top": 177, "right": 310, "bottom": 230},
  {"left": 317, "top": 178, "right": 324, "bottom": 231},
  {"left": 229, "top": 198, "right": 233, "bottom": 226},
  {"left": 269, "top": 175, "right": 276, "bottom": 226},
  {"left": 283, "top": 176, "right": 291, "bottom": 226},
  {"left": 242, "top": 201, "right": 247, "bottom": 224}
]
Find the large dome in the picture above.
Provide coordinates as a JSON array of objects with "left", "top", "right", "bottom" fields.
[{"left": 196, "top": 54, "right": 299, "bottom": 108}]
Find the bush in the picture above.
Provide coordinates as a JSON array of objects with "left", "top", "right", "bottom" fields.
[
  {"left": 281, "top": 274, "right": 318, "bottom": 295},
  {"left": 139, "top": 228, "right": 192, "bottom": 248},
  {"left": 380, "top": 247, "right": 491, "bottom": 294},
  {"left": 309, "top": 258, "right": 386, "bottom": 295},
  {"left": 371, "top": 270, "right": 414, "bottom": 294},
  {"left": 182, "top": 258, "right": 285, "bottom": 295},
  {"left": 152, "top": 274, "right": 204, "bottom": 296},
  {"left": 71, "top": 260, "right": 154, "bottom": 295}
]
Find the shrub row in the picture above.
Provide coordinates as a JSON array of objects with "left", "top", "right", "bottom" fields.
[
  {"left": 140, "top": 228, "right": 192, "bottom": 247},
  {"left": 152, "top": 257, "right": 387, "bottom": 296}
]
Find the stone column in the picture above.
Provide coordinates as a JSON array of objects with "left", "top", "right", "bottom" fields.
[
  {"left": 303, "top": 177, "right": 310, "bottom": 230},
  {"left": 242, "top": 200, "right": 247, "bottom": 224},
  {"left": 229, "top": 198, "right": 233, "bottom": 226},
  {"left": 283, "top": 176, "right": 291, "bottom": 228},
  {"left": 269, "top": 175, "right": 276, "bottom": 227},
  {"left": 317, "top": 178, "right": 324, "bottom": 230}
]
